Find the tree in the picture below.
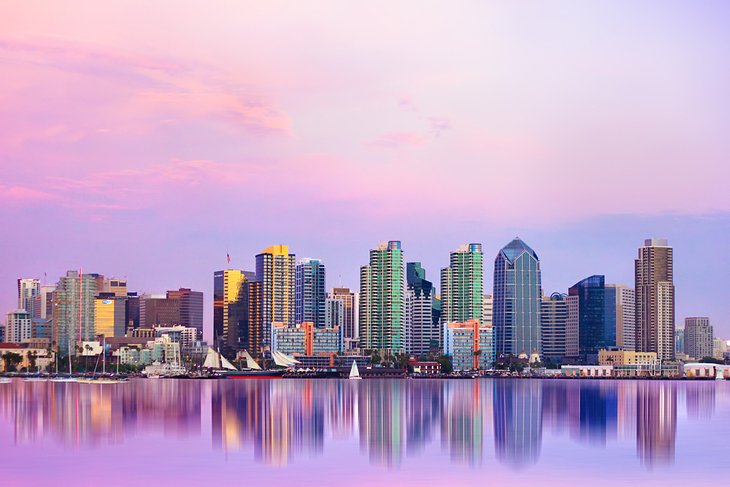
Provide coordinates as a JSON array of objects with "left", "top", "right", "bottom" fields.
[
  {"left": 28, "top": 351, "right": 37, "bottom": 372},
  {"left": 2, "top": 352, "right": 23, "bottom": 372},
  {"left": 436, "top": 355, "right": 453, "bottom": 374}
]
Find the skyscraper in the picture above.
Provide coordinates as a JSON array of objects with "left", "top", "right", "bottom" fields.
[
  {"left": 53, "top": 270, "right": 97, "bottom": 356},
  {"left": 482, "top": 294, "right": 493, "bottom": 326},
  {"left": 17, "top": 278, "right": 40, "bottom": 315},
  {"left": 330, "top": 287, "right": 358, "bottom": 351},
  {"left": 256, "top": 245, "right": 296, "bottom": 351},
  {"left": 540, "top": 293, "right": 568, "bottom": 362},
  {"left": 405, "top": 262, "right": 437, "bottom": 355},
  {"left": 635, "top": 239, "right": 675, "bottom": 362},
  {"left": 568, "top": 275, "right": 615, "bottom": 363},
  {"left": 167, "top": 288, "right": 204, "bottom": 339},
  {"left": 607, "top": 284, "right": 635, "bottom": 351},
  {"left": 493, "top": 238, "right": 542, "bottom": 357},
  {"left": 440, "top": 244, "right": 484, "bottom": 324},
  {"left": 295, "top": 258, "right": 326, "bottom": 328},
  {"left": 359, "top": 241, "right": 405, "bottom": 354},
  {"left": 684, "top": 317, "right": 713, "bottom": 360},
  {"left": 213, "top": 269, "right": 256, "bottom": 356}
]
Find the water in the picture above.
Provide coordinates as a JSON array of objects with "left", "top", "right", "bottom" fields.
[{"left": 1, "top": 378, "right": 729, "bottom": 486}]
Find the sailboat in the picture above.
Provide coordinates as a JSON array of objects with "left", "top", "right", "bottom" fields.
[
  {"left": 50, "top": 339, "right": 77, "bottom": 382},
  {"left": 349, "top": 360, "right": 362, "bottom": 380},
  {"left": 219, "top": 349, "right": 285, "bottom": 379}
]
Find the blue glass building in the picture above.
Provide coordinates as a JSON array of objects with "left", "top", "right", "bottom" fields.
[
  {"left": 493, "top": 238, "right": 542, "bottom": 357},
  {"left": 569, "top": 275, "right": 617, "bottom": 363}
]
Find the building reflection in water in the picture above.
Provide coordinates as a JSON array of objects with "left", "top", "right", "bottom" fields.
[
  {"left": 636, "top": 381, "right": 677, "bottom": 467},
  {"left": 494, "top": 379, "right": 542, "bottom": 468},
  {"left": 0, "top": 378, "right": 707, "bottom": 470}
]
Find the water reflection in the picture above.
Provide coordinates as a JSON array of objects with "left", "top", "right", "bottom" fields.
[{"left": 0, "top": 379, "right": 723, "bottom": 471}]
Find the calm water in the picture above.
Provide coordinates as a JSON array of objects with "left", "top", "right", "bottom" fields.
[{"left": 1, "top": 378, "right": 729, "bottom": 486}]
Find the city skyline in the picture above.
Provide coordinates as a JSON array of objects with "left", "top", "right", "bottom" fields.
[
  {"left": 2, "top": 1, "right": 730, "bottom": 338},
  {"left": 2, "top": 232, "right": 729, "bottom": 342}
]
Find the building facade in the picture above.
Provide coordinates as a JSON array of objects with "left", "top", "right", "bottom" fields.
[
  {"left": 635, "top": 238, "right": 675, "bottom": 362},
  {"left": 53, "top": 270, "right": 97, "bottom": 356},
  {"left": 444, "top": 319, "right": 495, "bottom": 371},
  {"left": 569, "top": 275, "right": 615, "bottom": 363},
  {"left": 359, "top": 241, "right": 405, "bottom": 354},
  {"left": 256, "top": 245, "right": 296, "bottom": 350},
  {"left": 684, "top": 317, "right": 713, "bottom": 360},
  {"left": 213, "top": 269, "right": 256, "bottom": 357},
  {"left": 406, "top": 262, "right": 438, "bottom": 356},
  {"left": 94, "top": 295, "right": 127, "bottom": 338},
  {"left": 493, "top": 238, "right": 542, "bottom": 357},
  {"left": 440, "top": 244, "right": 484, "bottom": 325},
  {"left": 5, "top": 309, "right": 32, "bottom": 343},
  {"left": 272, "top": 321, "right": 341, "bottom": 356},
  {"left": 17, "top": 278, "right": 40, "bottom": 315},
  {"left": 295, "top": 258, "right": 326, "bottom": 328},
  {"left": 607, "top": 284, "right": 635, "bottom": 351},
  {"left": 540, "top": 293, "right": 568, "bottom": 362}
]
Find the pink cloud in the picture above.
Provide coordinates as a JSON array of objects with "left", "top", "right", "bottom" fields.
[{"left": 0, "top": 185, "right": 58, "bottom": 203}]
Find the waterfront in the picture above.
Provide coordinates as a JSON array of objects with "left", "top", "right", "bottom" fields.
[{"left": 0, "top": 379, "right": 728, "bottom": 486}]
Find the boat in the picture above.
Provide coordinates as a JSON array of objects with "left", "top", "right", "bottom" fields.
[
  {"left": 349, "top": 360, "right": 362, "bottom": 380},
  {"left": 217, "top": 349, "right": 285, "bottom": 379},
  {"left": 142, "top": 361, "right": 187, "bottom": 378},
  {"left": 0, "top": 378, "right": 12, "bottom": 384}
]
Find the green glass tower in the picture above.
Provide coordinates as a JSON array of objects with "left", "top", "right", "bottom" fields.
[
  {"left": 440, "top": 243, "right": 484, "bottom": 324},
  {"left": 359, "top": 241, "right": 405, "bottom": 354}
]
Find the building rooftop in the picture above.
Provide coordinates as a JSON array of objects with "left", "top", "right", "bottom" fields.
[{"left": 499, "top": 237, "right": 539, "bottom": 263}]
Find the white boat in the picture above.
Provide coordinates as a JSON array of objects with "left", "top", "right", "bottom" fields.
[
  {"left": 142, "top": 361, "right": 187, "bottom": 378},
  {"left": 23, "top": 377, "right": 48, "bottom": 382},
  {"left": 49, "top": 377, "right": 77, "bottom": 383},
  {"left": 272, "top": 350, "right": 300, "bottom": 368},
  {"left": 0, "top": 378, "right": 12, "bottom": 384},
  {"left": 349, "top": 360, "right": 362, "bottom": 380}
]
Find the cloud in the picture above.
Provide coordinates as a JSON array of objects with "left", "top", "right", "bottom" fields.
[
  {"left": 428, "top": 116, "right": 451, "bottom": 136},
  {"left": 0, "top": 185, "right": 58, "bottom": 203}
]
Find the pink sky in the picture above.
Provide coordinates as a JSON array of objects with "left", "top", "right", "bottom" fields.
[{"left": 1, "top": 1, "right": 729, "bottom": 337}]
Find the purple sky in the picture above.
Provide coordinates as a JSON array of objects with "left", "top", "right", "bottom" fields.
[{"left": 1, "top": 1, "right": 729, "bottom": 339}]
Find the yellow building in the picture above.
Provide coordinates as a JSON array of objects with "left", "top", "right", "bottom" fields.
[
  {"left": 94, "top": 296, "right": 126, "bottom": 337},
  {"left": 214, "top": 269, "right": 256, "bottom": 354},
  {"left": 598, "top": 349, "right": 658, "bottom": 366}
]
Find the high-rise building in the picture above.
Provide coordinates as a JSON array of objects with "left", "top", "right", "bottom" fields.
[
  {"left": 295, "top": 258, "right": 326, "bottom": 328},
  {"left": 256, "top": 245, "right": 296, "bottom": 351},
  {"left": 712, "top": 337, "right": 726, "bottom": 361},
  {"left": 53, "top": 270, "right": 97, "bottom": 356},
  {"left": 540, "top": 293, "right": 568, "bottom": 362},
  {"left": 359, "top": 241, "right": 405, "bottom": 353},
  {"left": 607, "top": 285, "right": 635, "bottom": 351},
  {"left": 441, "top": 244, "right": 484, "bottom": 325},
  {"left": 139, "top": 294, "right": 180, "bottom": 327},
  {"left": 494, "top": 238, "right": 542, "bottom": 357},
  {"left": 125, "top": 292, "right": 140, "bottom": 330},
  {"left": 17, "top": 278, "right": 40, "bottom": 315},
  {"left": 444, "top": 319, "right": 495, "bottom": 370},
  {"left": 167, "top": 288, "right": 204, "bottom": 339},
  {"left": 213, "top": 269, "right": 256, "bottom": 356},
  {"left": 635, "top": 239, "right": 675, "bottom": 362},
  {"left": 568, "top": 275, "right": 615, "bottom": 363},
  {"left": 565, "top": 294, "right": 579, "bottom": 361},
  {"left": 94, "top": 294, "right": 127, "bottom": 338},
  {"left": 330, "top": 287, "right": 358, "bottom": 349},
  {"left": 5, "top": 309, "right": 32, "bottom": 343},
  {"left": 325, "top": 297, "right": 344, "bottom": 329},
  {"left": 405, "top": 262, "right": 438, "bottom": 355},
  {"left": 684, "top": 317, "right": 713, "bottom": 360}
]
